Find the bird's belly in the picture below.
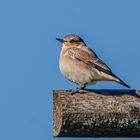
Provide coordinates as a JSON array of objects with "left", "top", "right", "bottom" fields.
[{"left": 59, "top": 59, "right": 102, "bottom": 85}]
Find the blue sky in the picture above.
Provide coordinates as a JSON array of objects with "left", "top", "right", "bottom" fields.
[{"left": 0, "top": 0, "right": 139, "bottom": 140}]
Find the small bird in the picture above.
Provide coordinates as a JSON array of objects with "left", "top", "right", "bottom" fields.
[{"left": 56, "top": 34, "right": 130, "bottom": 90}]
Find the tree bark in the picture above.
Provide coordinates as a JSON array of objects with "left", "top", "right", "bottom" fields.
[{"left": 53, "top": 89, "right": 140, "bottom": 137}]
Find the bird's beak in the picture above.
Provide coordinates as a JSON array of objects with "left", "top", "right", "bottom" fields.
[{"left": 56, "top": 38, "right": 63, "bottom": 43}]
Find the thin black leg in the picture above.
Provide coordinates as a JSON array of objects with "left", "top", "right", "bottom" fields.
[
  {"left": 79, "top": 85, "right": 86, "bottom": 90},
  {"left": 71, "top": 85, "right": 86, "bottom": 95}
]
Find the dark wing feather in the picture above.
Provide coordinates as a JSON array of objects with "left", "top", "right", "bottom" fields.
[
  {"left": 66, "top": 47, "right": 130, "bottom": 88},
  {"left": 66, "top": 47, "right": 113, "bottom": 76}
]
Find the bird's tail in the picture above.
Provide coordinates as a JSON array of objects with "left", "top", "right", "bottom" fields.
[
  {"left": 112, "top": 74, "right": 130, "bottom": 88},
  {"left": 117, "top": 79, "right": 130, "bottom": 88}
]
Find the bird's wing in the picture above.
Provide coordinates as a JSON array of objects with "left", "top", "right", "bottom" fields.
[
  {"left": 66, "top": 47, "right": 114, "bottom": 76},
  {"left": 65, "top": 46, "right": 130, "bottom": 88}
]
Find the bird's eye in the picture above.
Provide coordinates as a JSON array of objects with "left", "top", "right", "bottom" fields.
[{"left": 69, "top": 39, "right": 75, "bottom": 43}]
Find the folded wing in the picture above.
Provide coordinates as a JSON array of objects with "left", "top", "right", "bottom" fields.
[{"left": 66, "top": 46, "right": 130, "bottom": 88}]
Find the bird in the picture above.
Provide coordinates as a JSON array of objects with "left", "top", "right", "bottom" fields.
[{"left": 56, "top": 34, "right": 130, "bottom": 90}]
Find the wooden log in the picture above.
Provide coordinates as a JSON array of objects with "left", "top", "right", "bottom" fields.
[{"left": 53, "top": 89, "right": 140, "bottom": 137}]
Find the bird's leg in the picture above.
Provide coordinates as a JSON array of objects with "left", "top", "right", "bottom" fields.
[
  {"left": 71, "top": 89, "right": 80, "bottom": 95},
  {"left": 79, "top": 85, "right": 86, "bottom": 90},
  {"left": 71, "top": 85, "right": 86, "bottom": 95}
]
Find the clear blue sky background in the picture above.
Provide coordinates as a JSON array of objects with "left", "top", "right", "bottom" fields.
[{"left": 0, "top": 0, "right": 139, "bottom": 140}]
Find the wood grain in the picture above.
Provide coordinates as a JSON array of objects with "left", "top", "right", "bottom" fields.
[{"left": 53, "top": 89, "right": 140, "bottom": 137}]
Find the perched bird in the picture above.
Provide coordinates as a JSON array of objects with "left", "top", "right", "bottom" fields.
[{"left": 56, "top": 34, "right": 130, "bottom": 90}]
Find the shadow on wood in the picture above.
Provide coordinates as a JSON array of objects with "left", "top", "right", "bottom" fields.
[{"left": 53, "top": 89, "right": 140, "bottom": 137}]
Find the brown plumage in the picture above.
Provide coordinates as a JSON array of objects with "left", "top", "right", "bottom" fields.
[{"left": 56, "top": 34, "right": 130, "bottom": 89}]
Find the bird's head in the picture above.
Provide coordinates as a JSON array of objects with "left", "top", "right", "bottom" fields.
[{"left": 56, "top": 34, "right": 86, "bottom": 48}]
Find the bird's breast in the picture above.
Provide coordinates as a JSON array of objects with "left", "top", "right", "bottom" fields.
[{"left": 59, "top": 53, "right": 102, "bottom": 85}]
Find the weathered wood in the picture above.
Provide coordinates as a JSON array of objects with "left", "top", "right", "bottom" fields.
[{"left": 53, "top": 89, "right": 140, "bottom": 137}]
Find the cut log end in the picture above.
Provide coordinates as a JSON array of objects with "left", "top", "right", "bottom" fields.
[{"left": 53, "top": 89, "right": 140, "bottom": 137}]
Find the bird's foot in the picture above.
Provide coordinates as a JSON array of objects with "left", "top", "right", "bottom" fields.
[
  {"left": 79, "top": 85, "right": 86, "bottom": 90},
  {"left": 71, "top": 89, "right": 80, "bottom": 95},
  {"left": 71, "top": 85, "right": 86, "bottom": 95}
]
